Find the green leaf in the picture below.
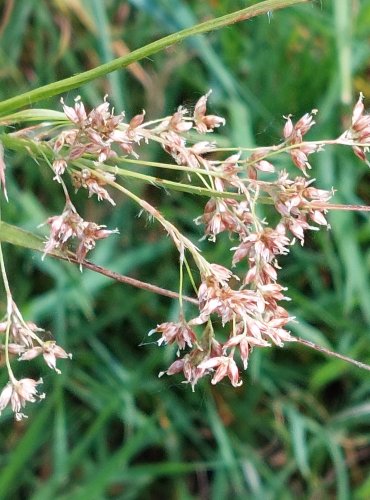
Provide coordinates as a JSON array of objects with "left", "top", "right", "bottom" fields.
[
  {"left": 286, "top": 405, "right": 310, "bottom": 477},
  {"left": 0, "top": 109, "right": 66, "bottom": 124},
  {"left": 0, "top": 221, "right": 46, "bottom": 253}
]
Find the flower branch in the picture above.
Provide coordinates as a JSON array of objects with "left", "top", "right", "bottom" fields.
[{"left": 1, "top": 86, "right": 370, "bottom": 402}]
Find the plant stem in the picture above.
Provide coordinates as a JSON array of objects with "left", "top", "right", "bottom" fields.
[
  {"left": 75, "top": 258, "right": 199, "bottom": 305},
  {"left": 0, "top": 240, "right": 16, "bottom": 381},
  {"left": 0, "top": 0, "right": 309, "bottom": 116},
  {"left": 295, "top": 337, "right": 370, "bottom": 372}
]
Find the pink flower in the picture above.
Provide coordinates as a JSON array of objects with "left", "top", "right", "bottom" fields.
[
  {"left": 200, "top": 198, "right": 244, "bottom": 240},
  {"left": 282, "top": 110, "right": 319, "bottom": 173},
  {"left": 232, "top": 228, "right": 290, "bottom": 266},
  {"left": 43, "top": 201, "right": 118, "bottom": 262},
  {"left": 283, "top": 114, "right": 294, "bottom": 139},
  {"left": 52, "top": 159, "right": 68, "bottom": 182},
  {"left": 255, "top": 160, "right": 275, "bottom": 173},
  {"left": 150, "top": 321, "right": 196, "bottom": 350},
  {"left": 0, "top": 378, "right": 45, "bottom": 420},
  {"left": 194, "top": 278, "right": 259, "bottom": 326},
  {"left": 167, "top": 107, "right": 193, "bottom": 133},
  {"left": 43, "top": 202, "right": 82, "bottom": 256},
  {"left": 284, "top": 215, "right": 317, "bottom": 244},
  {"left": 193, "top": 91, "right": 225, "bottom": 133},
  {"left": 19, "top": 341, "right": 72, "bottom": 374},
  {"left": 198, "top": 356, "right": 242, "bottom": 387},
  {"left": 61, "top": 97, "right": 87, "bottom": 126},
  {"left": 72, "top": 169, "right": 116, "bottom": 206},
  {"left": 9, "top": 319, "right": 41, "bottom": 348},
  {"left": 290, "top": 149, "right": 311, "bottom": 175},
  {"left": 294, "top": 111, "right": 317, "bottom": 137},
  {"left": 209, "top": 263, "right": 235, "bottom": 285},
  {"left": 159, "top": 349, "right": 209, "bottom": 390},
  {"left": 75, "top": 222, "right": 118, "bottom": 262},
  {"left": 283, "top": 110, "right": 317, "bottom": 142},
  {"left": 309, "top": 209, "right": 329, "bottom": 226},
  {"left": 343, "top": 93, "right": 370, "bottom": 163}
]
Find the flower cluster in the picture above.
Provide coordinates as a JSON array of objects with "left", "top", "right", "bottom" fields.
[
  {"left": 52, "top": 91, "right": 225, "bottom": 184},
  {"left": 0, "top": 301, "right": 71, "bottom": 420},
  {"left": 48, "top": 91, "right": 370, "bottom": 390},
  {"left": 43, "top": 199, "right": 118, "bottom": 263},
  {"left": 1, "top": 90, "right": 370, "bottom": 415},
  {"left": 39, "top": 91, "right": 231, "bottom": 264},
  {"left": 340, "top": 92, "right": 370, "bottom": 164},
  {"left": 0, "top": 378, "right": 44, "bottom": 422},
  {"left": 149, "top": 97, "right": 338, "bottom": 389},
  {"left": 283, "top": 110, "right": 320, "bottom": 175}
]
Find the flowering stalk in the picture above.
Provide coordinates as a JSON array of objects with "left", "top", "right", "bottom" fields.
[
  {"left": 0, "top": 89, "right": 370, "bottom": 397},
  {"left": 0, "top": 241, "right": 15, "bottom": 377},
  {"left": 0, "top": 205, "right": 71, "bottom": 420}
]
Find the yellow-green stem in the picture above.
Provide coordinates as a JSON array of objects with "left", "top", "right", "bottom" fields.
[
  {"left": 0, "top": 240, "right": 16, "bottom": 382},
  {"left": 0, "top": 0, "right": 309, "bottom": 116}
]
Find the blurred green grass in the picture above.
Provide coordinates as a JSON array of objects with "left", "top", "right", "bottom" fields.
[{"left": 0, "top": 0, "right": 370, "bottom": 498}]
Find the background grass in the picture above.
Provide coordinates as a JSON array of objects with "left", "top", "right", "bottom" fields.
[{"left": 0, "top": 0, "right": 370, "bottom": 498}]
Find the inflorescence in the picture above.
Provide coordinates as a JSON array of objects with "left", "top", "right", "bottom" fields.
[{"left": 0, "top": 91, "right": 369, "bottom": 418}]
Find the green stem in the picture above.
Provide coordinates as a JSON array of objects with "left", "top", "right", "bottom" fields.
[
  {"left": 0, "top": 239, "right": 16, "bottom": 381},
  {"left": 0, "top": 0, "right": 309, "bottom": 116},
  {"left": 0, "top": 246, "right": 11, "bottom": 303},
  {"left": 4, "top": 315, "right": 15, "bottom": 383},
  {"left": 75, "top": 160, "right": 243, "bottom": 200},
  {"left": 184, "top": 256, "right": 199, "bottom": 296},
  {"left": 103, "top": 177, "right": 210, "bottom": 273},
  {"left": 0, "top": 135, "right": 277, "bottom": 202},
  {"left": 178, "top": 259, "right": 184, "bottom": 312}
]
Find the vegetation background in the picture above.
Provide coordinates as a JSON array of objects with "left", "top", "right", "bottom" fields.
[{"left": 0, "top": 0, "right": 370, "bottom": 498}]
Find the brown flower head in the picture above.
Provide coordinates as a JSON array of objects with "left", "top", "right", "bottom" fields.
[
  {"left": 8, "top": 319, "right": 42, "bottom": 348},
  {"left": 232, "top": 227, "right": 290, "bottom": 267},
  {"left": 283, "top": 111, "right": 319, "bottom": 174},
  {"left": 199, "top": 198, "right": 243, "bottom": 240},
  {"left": 43, "top": 201, "right": 118, "bottom": 262},
  {"left": 193, "top": 277, "right": 260, "bottom": 327},
  {"left": 284, "top": 110, "right": 317, "bottom": 142}
]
